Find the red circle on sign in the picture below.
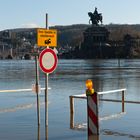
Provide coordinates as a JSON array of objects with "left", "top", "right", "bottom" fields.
[{"left": 39, "top": 48, "right": 58, "bottom": 73}]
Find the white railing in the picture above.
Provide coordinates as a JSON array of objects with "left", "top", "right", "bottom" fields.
[
  {"left": 69, "top": 88, "right": 126, "bottom": 129},
  {"left": 98, "top": 88, "right": 126, "bottom": 95},
  {"left": 0, "top": 87, "right": 51, "bottom": 93}
]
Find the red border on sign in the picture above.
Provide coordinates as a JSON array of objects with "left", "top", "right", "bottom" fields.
[{"left": 39, "top": 48, "right": 58, "bottom": 73}]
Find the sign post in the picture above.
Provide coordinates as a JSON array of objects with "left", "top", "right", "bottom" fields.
[
  {"left": 45, "top": 73, "right": 49, "bottom": 127},
  {"left": 35, "top": 55, "right": 40, "bottom": 126},
  {"left": 38, "top": 13, "right": 58, "bottom": 128},
  {"left": 33, "top": 44, "right": 40, "bottom": 127},
  {"left": 37, "top": 14, "right": 57, "bottom": 131},
  {"left": 39, "top": 48, "right": 58, "bottom": 126},
  {"left": 45, "top": 14, "right": 49, "bottom": 140},
  {"left": 39, "top": 47, "right": 58, "bottom": 126}
]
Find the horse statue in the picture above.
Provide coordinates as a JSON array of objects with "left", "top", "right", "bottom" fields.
[{"left": 88, "top": 7, "right": 103, "bottom": 26}]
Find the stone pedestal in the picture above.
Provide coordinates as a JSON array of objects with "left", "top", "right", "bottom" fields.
[{"left": 80, "top": 26, "right": 110, "bottom": 58}]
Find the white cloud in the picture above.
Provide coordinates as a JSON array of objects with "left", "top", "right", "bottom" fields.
[{"left": 21, "top": 23, "right": 40, "bottom": 28}]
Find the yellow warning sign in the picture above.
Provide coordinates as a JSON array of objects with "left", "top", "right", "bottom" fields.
[{"left": 37, "top": 29, "right": 57, "bottom": 47}]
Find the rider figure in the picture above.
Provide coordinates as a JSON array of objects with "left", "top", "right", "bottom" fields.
[
  {"left": 94, "top": 7, "right": 98, "bottom": 16},
  {"left": 93, "top": 7, "right": 99, "bottom": 22}
]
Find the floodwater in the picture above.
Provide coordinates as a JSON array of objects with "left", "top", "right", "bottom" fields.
[{"left": 0, "top": 59, "right": 140, "bottom": 140}]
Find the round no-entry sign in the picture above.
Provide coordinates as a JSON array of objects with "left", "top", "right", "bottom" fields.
[{"left": 39, "top": 48, "right": 58, "bottom": 73}]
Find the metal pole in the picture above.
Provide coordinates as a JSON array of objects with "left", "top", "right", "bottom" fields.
[
  {"left": 45, "top": 13, "right": 49, "bottom": 127},
  {"left": 46, "top": 13, "right": 48, "bottom": 29},
  {"left": 35, "top": 55, "right": 40, "bottom": 126},
  {"left": 37, "top": 126, "right": 40, "bottom": 140},
  {"left": 45, "top": 73, "right": 49, "bottom": 126},
  {"left": 89, "top": 135, "right": 100, "bottom": 140},
  {"left": 69, "top": 96, "right": 74, "bottom": 129},
  {"left": 45, "top": 123, "right": 48, "bottom": 140},
  {"left": 122, "top": 90, "right": 125, "bottom": 112}
]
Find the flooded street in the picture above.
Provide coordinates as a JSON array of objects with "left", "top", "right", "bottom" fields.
[{"left": 0, "top": 59, "right": 140, "bottom": 140}]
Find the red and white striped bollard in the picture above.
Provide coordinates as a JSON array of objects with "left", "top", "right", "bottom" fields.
[{"left": 87, "top": 92, "right": 99, "bottom": 136}]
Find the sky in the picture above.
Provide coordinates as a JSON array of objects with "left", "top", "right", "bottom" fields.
[{"left": 0, "top": 0, "right": 140, "bottom": 31}]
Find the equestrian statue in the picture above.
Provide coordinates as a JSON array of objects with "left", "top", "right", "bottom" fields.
[{"left": 88, "top": 7, "right": 103, "bottom": 26}]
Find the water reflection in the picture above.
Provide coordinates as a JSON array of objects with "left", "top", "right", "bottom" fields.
[
  {"left": 37, "top": 126, "right": 48, "bottom": 140},
  {"left": 102, "top": 129, "right": 140, "bottom": 140},
  {"left": 88, "top": 135, "right": 100, "bottom": 140},
  {"left": 45, "top": 126, "right": 48, "bottom": 140},
  {"left": 0, "top": 60, "right": 140, "bottom": 140},
  {"left": 37, "top": 126, "right": 40, "bottom": 140}
]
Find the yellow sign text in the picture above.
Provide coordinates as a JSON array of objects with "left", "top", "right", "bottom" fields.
[{"left": 37, "top": 29, "right": 57, "bottom": 47}]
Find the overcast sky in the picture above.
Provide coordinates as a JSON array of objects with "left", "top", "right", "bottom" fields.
[{"left": 0, "top": 0, "right": 140, "bottom": 31}]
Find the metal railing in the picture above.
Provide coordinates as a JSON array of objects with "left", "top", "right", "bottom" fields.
[
  {"left": 0, "top": 87, "right": 51, "bottom": 93},
  {"left": 69, "top": 88, "right": 127, "bottom": 130}
]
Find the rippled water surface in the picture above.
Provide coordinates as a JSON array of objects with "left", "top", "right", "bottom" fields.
[{"left": 0, "top": 59, "right": 140, "bottom": 140}]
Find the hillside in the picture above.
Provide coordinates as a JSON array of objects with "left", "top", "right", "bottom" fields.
[
  {"left": 1, "top": 24, "right": 140, "bottom": 47},
  {"left": 1, "top": 24, "right": 140, "bottom": 59}
]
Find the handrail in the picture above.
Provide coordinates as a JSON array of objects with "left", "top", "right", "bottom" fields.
[
  {"left": 70, "top": 94, "right": 86, "bottom": 99},
  {"left": 0, "top": 87, "right": 51, "bottom": 93},
  {"left": 98, "top": 88, "right": 126, "bottom": 95},
  {"left": 70, "top": 88, "right": 126, "bottom": 98}
]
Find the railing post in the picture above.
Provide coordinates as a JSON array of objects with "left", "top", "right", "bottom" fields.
[
  {"left": 122, "top": 90, "right": 125, "bottom": 112},
  {"left": 70, "top": 96, "right": 74, "bottom": 129},
  {"left": 87, "top": 92, "right": 99, "bottom": 139}
]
